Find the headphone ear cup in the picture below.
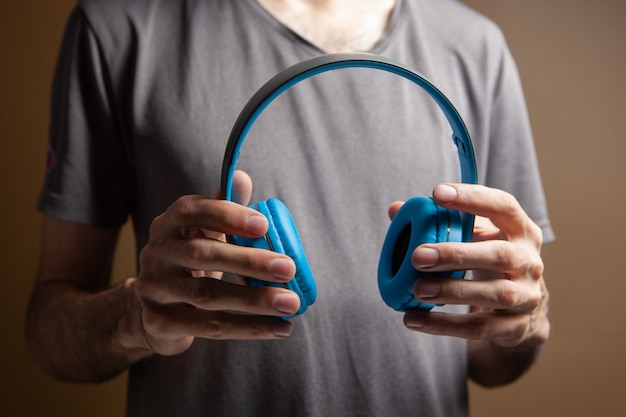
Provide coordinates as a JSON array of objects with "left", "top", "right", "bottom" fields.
[
  {"left": 378, "top": 196, "right": 464, "bottom": 312},
  {"left": 232, "top": 198, "right": 317, "bottom": 317}
]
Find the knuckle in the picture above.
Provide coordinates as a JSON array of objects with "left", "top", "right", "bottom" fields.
[
  {"left": 525, "top": 287, "right": 544, "bottom": 311},
  {"left": 535, "top": 320, "right": 551, "bottom": 344},
  {"left": 189, "top": 279, "right": 219, "bottom": 307},
  {"left": 142, "top": 308, "right": 171, "bottom": 336},
  {"left": 526, "top": 315, "right": 551, "bottom": 346},
  {"left": 447, "top": 278, "right": 468, "bottom": 300},
  {"left": 148, "top": 212, "right": 166, "bottom": 236},
  {"left": 468, "top": 315, "right": 491, "bottom": 340},
  {"left": 136, "top": 259, "right": 163, "bottom": 299},
  {"left": 237, "top": 250, "right": 263, "bottom": 272},
  {"left": 502, "top": 193, "right": 519, "bottom": 213},
  {"left": 172, "top": 195, "right": 197, "bottom": 218},
  {"left": 168, "top": 195, "right": 204, "bottom": 227},
  {"left": 184, "top": 239, "right": 220, "bottom": 265},
  {"left": 510, "top": 317, "right": 530, "bottom": 341},
  {"left": 541, "top": 287, "right": 550, "bottom": 306},
  {"left": 225, "top": 245, "right": 265, "bottom": 276},
  {"left": 201, "top": 316, "right": 228, "bottom": 339},
  {"left": 138, "top": 245, "right": 155, "bottom": 270},
  {"left": 133, "top": 276, "right": 151, "bottom": 298},
  {"left": 435, "top": 244, "right": 470, "bottom": 269},
  {"left": 528, "top": 221, "right": 544, "bottom": 248},
  {"left": 496, "top": 280, "right": 521, "bottom": 308},
  {"left": 496, "top": 240, "right": 544, "bottom": 282},
  {"left": 186, "top": 239, "right": 214, "bottom": 263},
  {"left": 493, "top": 241, "right": 519, "bottom": 271},
  {"left": 527, "top": 256, "right": 545, "bottom": 280},
  {"left": 500, "top": 192, "right": 521, "bottom": 218}
]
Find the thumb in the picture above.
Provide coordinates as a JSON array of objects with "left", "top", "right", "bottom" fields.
[
  {"left": 231, "top": 170, "right": 253, "bottom": 206},
  {"left": 388, "top": 201, "right": 404, "bottom": 220},
  {"left": 213, "top": 170, "right": 253, "bottom": 205}
]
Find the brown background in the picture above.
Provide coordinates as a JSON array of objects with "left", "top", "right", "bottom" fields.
[{"left": 1, "top": 0, "right": 624, "bottom": 416}]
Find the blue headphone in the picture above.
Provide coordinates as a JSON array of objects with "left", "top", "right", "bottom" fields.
[{"left": 221, "top": 53, "right": 477, "bottom": 316}]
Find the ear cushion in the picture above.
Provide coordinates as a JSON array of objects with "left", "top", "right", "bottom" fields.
[
  {"left": 232, "top": 198, "right": 317, "bottom": 317},
  {"left": 378, "top": 196, "right": 463, "bottom": 312}
]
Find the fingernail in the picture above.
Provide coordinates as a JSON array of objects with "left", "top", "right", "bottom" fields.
[
  {"left": 414, "top": 247, "right": 439, "bottom": 269},
  {"left": 434, "top": 184, "right": 457, "bottom": 203},
  {"left": 270, "top": 258, "right": 295, "bottom": 281},
  {"left": 404, "top": 313, "right": 426, "bottom": 329},
  {"left": 274, "top": 293, "right": 299, "bottom": 315},
  {"left": 273, "top": 320, "right": 293, "bottom": 338},
  {"left": 247, "top": 215, "right": 268, "bottom": 235},
  {"left": 415, "top": 279, "right": 441, "bottom": 299}
]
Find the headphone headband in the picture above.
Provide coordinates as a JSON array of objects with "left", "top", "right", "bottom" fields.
[{"left": 220, "top": 53, "right": 478, "bottom": 237}]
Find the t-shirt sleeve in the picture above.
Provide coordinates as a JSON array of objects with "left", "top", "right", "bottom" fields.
[
  {"left": 37, "top": 6, "right": 133, "bottom": 228},
  {"left": 483, "top": 37, "right": 555, "bottom": 243}
]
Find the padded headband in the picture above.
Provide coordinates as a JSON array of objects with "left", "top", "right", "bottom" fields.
[{"left": 220, "top": 52, "right": 478, "bottom": 238}]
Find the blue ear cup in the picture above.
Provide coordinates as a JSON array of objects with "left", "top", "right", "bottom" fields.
[
  {"left": 378, "top": 196, "right": 464, "bottom": 312},
  {"left": 231, "top": 198, "right": 317, "bottom": 317}
]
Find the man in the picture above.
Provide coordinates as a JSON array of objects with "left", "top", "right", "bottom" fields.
[{"left": 27, "top": 0, "right": 553, "bottom": 415}]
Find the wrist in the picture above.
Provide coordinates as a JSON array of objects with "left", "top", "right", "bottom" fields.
[
  {"left": 114, "top": 277, "right": 154, "bottom": 357},
  {"left": 468, "top": 336, "right": 547, "bottom": 387}
]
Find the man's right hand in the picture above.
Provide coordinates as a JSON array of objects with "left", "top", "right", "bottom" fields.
[{"left": 132, "top": 171, "right": 301, "bottom": 356}]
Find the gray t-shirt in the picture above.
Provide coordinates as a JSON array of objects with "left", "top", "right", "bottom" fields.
[{"left": 39, "top": 0, "right": 553, "bottom": 416}]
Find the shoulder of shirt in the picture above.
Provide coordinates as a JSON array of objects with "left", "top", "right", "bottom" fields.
[
  {"left": 73, "top": 0, "right": 208, "bottom": 50},
  {"left": 409, "top": 0, "right": 508, "bottom": 50},
  {"left": 77, "top": 0, "right": 150, "bottom": 18},
  {"left": 75, "top": 0, "right": 198, "bottom": 29}
]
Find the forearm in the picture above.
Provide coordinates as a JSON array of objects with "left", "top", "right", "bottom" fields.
[{"left": 26, "top": 278, "right": 151, "bottom": 383}]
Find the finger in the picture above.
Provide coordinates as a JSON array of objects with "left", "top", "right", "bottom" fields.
[
  {"left": 137, "top": 276, "right": 301, "bottom": 316},
  {"left": 413, "top": 240, "right": 537, "bottom": 277},
  {"left": 432, "top": 183, "right": 542, "bottom": 244},
  {"left": 403, "top": 310, "right": 532, "bottom": 347},
  {"left": 167, "top": 237, "right": 296, "bottom": 281},
  {"left": 142, "top": 303, "right": 294, "bottom": 343},
  {"left": 412, "top": 277, "right": 542, "bottom": 313},
  {"left": 211, "top": 170, "right": 253, "bottom": 204},
  {"left": 153, "top": 195, "right": 268, "bottom": 239},
  {"left": 231, "top": 170, "right": 253, "bottom": 206},
  {"left": 387, "top": 201, "right": 404, "bottom": 220}
]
